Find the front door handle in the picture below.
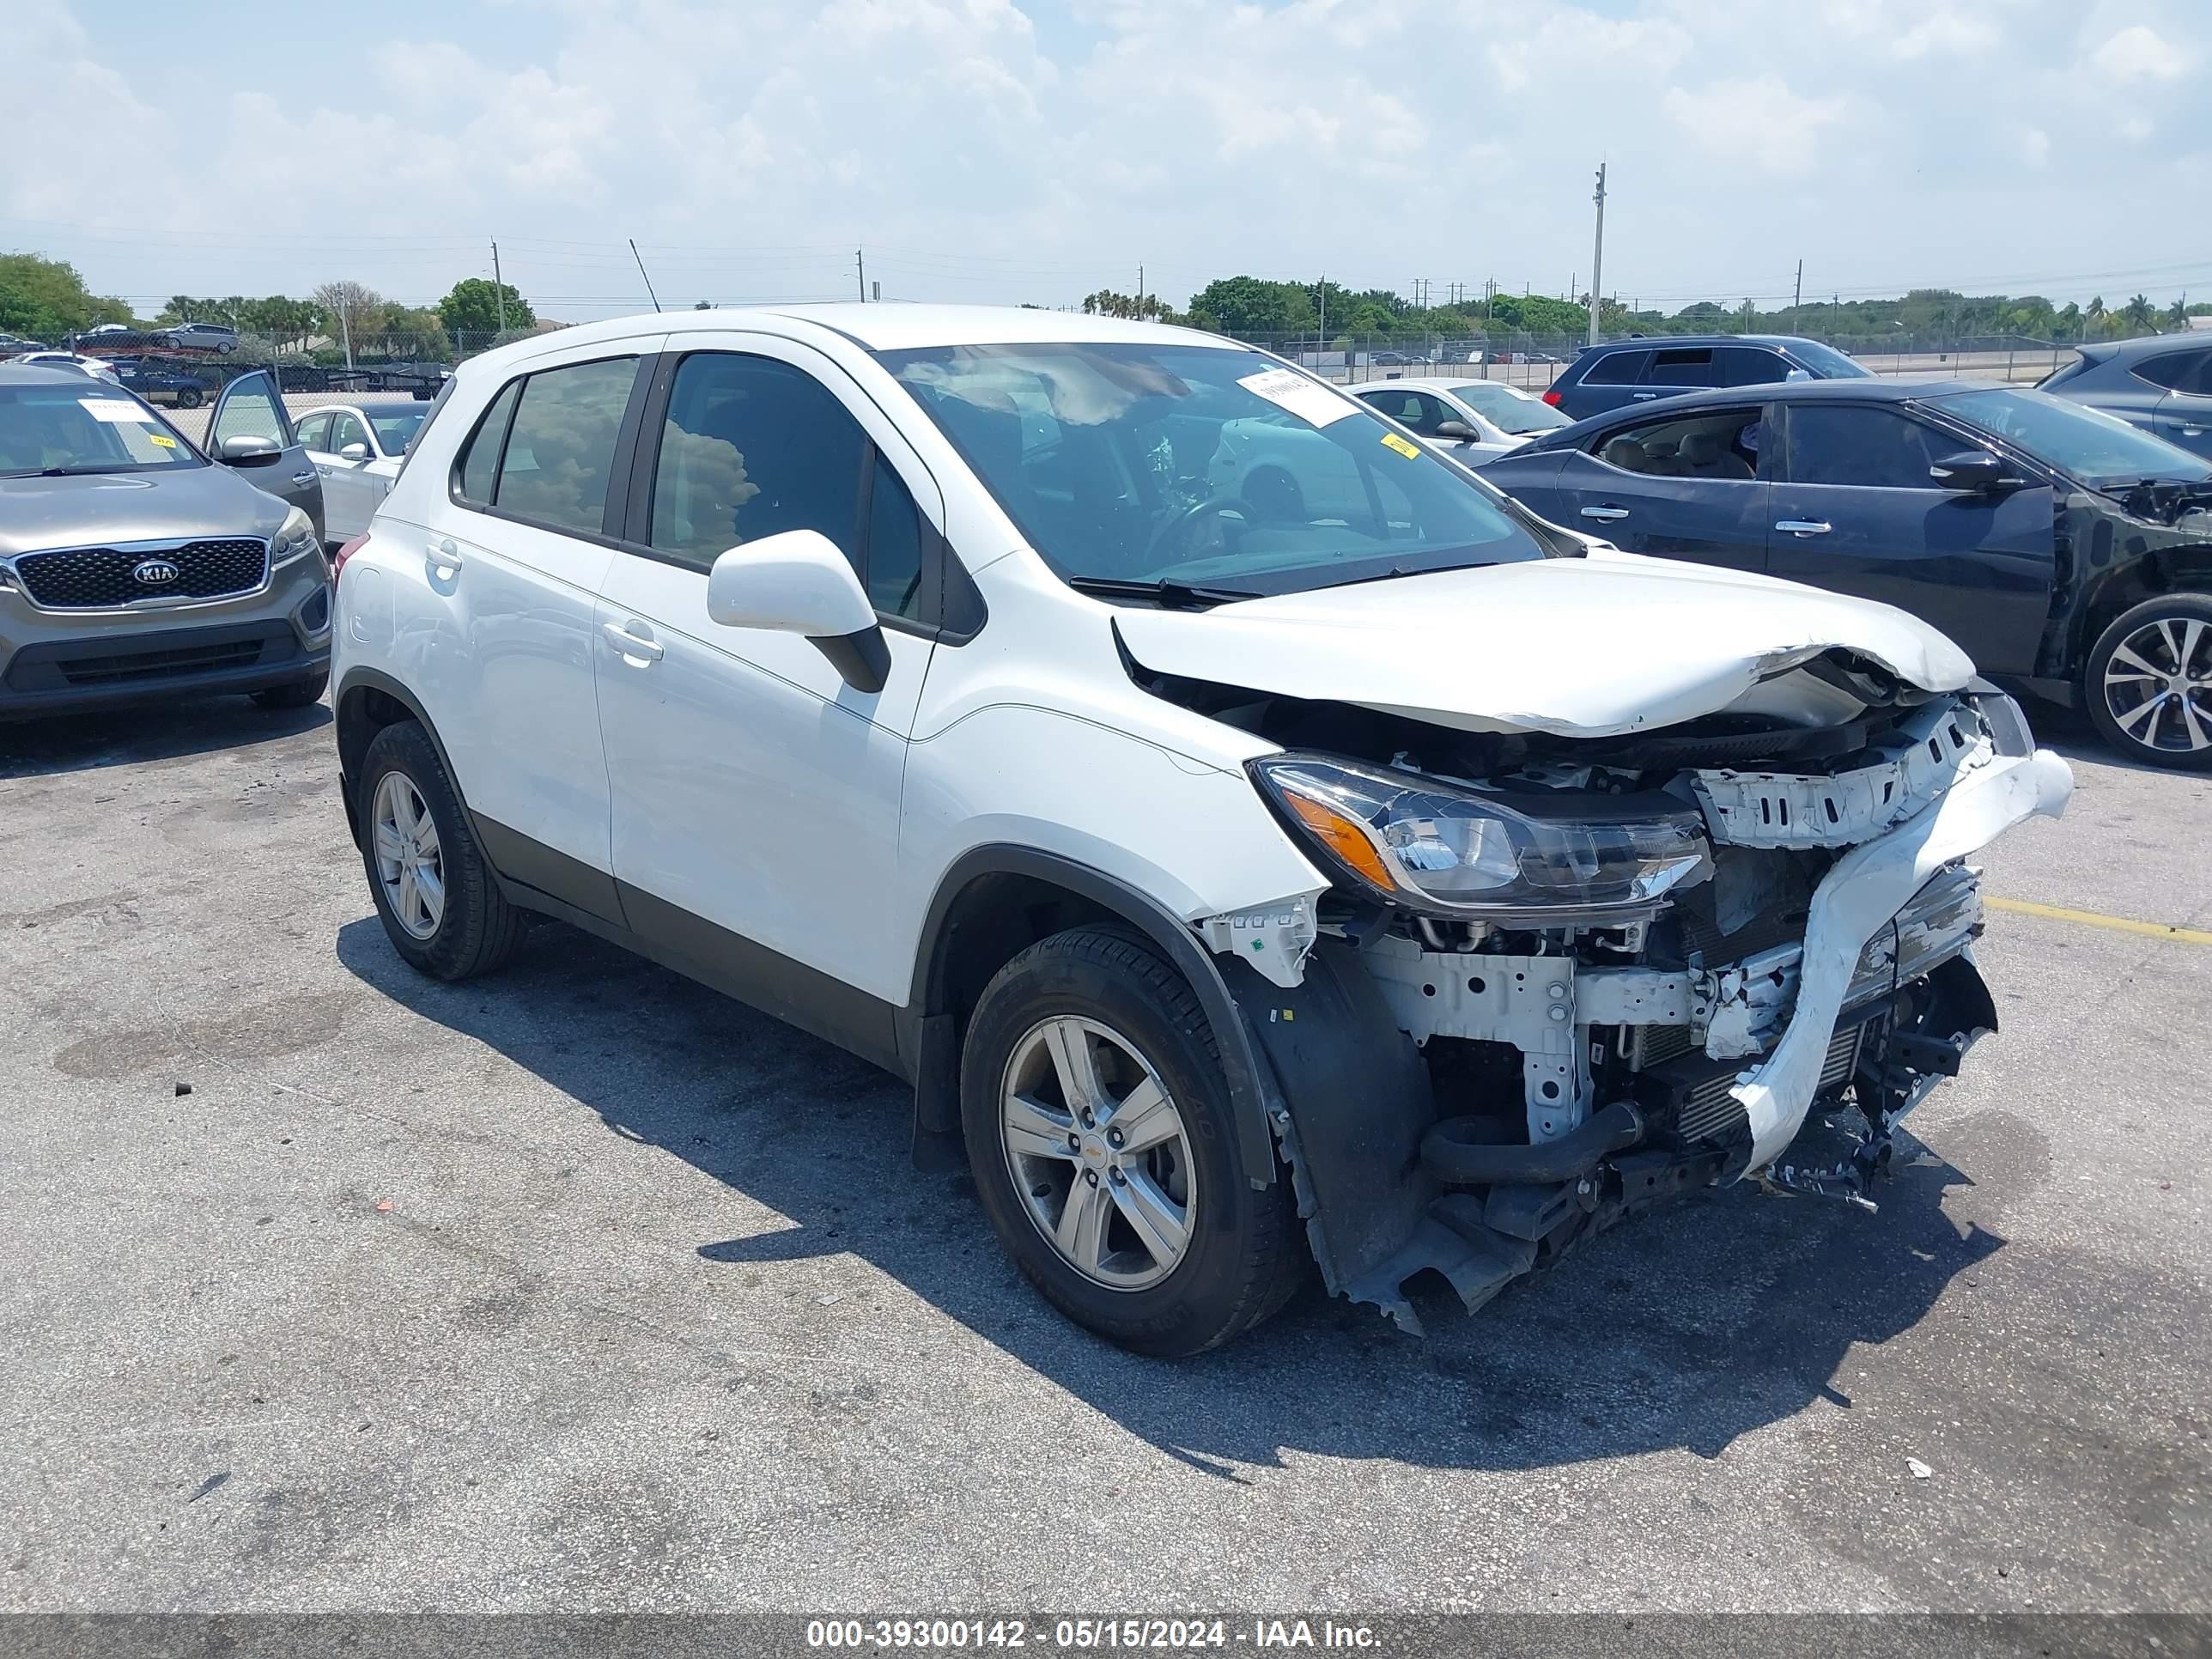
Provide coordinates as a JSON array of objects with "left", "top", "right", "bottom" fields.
[
  {"left": 1581, "top": 505, "right": 1631, "bottom": 521},
  {"left": 291, "top": 469, "right": 316, "bottom": 487},
  {"left": 1631, "top": 392, "right": 1657, "bottom": 400},
  {"left": 1776, "top": 520, "right": 1832, "bottom": 537},
  {"left": 603, "top": 621, "right": 665, "bottom": 664}
]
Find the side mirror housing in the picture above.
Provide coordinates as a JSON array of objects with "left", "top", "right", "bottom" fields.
[
  {"left": 706, "top": 528, "right": 889, "bottom": 692},
  {"left": 338, "top": 442, "right": 370, "bottom": 463},
  {"left": 1433, "top": 420, "right": 1476, "bottom": 441},
  {"left": 1929, "top": 450, "right": 2012, "bottom": 492},
  {"left": 217, "top": 434, "right": 282, "bottom": 468}
]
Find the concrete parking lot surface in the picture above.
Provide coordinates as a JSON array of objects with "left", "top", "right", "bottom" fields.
[{"left": 0, "top": 697, "right": 2204, "bottom": 1613}]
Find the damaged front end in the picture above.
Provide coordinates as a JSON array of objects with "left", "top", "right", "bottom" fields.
[{"left": 1197, "top": 678, "right": 2073, "bottom": 1333}]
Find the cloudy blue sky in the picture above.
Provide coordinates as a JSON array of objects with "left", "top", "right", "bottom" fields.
[{"left": 6, "top": 0, "right": 2208, "bottom": 320}]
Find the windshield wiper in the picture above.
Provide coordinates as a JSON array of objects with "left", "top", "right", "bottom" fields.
[{"left": 1066, "top": 575, "right": 1261, "bottom": 609}]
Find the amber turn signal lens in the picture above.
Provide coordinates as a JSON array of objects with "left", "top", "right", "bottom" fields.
[{"left": 1282, "top": 791, "right": 1399, "bottom": 893}]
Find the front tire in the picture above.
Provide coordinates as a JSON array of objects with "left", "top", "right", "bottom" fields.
[
  {"left": 959, "top": 927, "right": 1305, "bottom": 1356},
  {"left": 2085, "top": 594, "right": 2212, "bottom": 769},
  {"left": 176, "top": 386, "right": 203, "bottom": 410},
  {"left": 358, "top": 721, "right": 526, "bottom": 980}
]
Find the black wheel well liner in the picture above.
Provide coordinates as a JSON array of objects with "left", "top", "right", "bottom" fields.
[
  {"left": 900, "top": 845, "right": 1279, "bottom": 1188},
  {"left": 334, "top": 667, "right": 467, "bottom": 848}
]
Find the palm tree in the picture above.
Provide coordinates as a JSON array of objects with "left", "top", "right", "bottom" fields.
[
  {"left": 2123, "top": 293, "right": 2155, "bottom": 332},
  {"left": 2168, "top": 297, "right": 2189, "bottom": 328},
  {"left": 2084, "top": 295, "right": 2106, "bottom": 339}
]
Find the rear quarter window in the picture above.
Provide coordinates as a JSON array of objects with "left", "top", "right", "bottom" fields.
[{"left": 1581, "top": 349, "right": 1650, "bottom": 386}]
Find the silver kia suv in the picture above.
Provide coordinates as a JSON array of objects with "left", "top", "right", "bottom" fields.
[{"left": 0, "top": 364, "right": 331, "bottom": 720}]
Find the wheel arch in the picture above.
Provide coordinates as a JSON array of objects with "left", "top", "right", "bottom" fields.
[
  {"left": 900, "top": 845, "right": 1279, "bottom": 1188},
  {"left": 2060, "top": 538, "right": 2212, "bottom": 678},
  {"left": 335, "top": 667, "right": 468, "bottom": 851}
]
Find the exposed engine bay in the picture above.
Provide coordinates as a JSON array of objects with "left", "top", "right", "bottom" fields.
[{"left": 1155, "top": 651, "right": 2075, "bottom": 1331}]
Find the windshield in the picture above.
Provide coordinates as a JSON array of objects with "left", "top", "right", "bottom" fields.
[
  {"left": 1928, "top": 386, "right": 2212, "bottom": 486},
  {"left": 0, "top": 385, "right": 198, "bottom": 476},
  {"left": 881, "top": 341, "right": 1547, "bottom": 597},
  {"left": 1449, "top": 382, "right": 1571, "bottom": 434},
  {"left": 1788, "top": 340, "right": 1873, "bottom": 380},
  {"left": 369, "top": 405, "right": 428, "bottom": 455}
]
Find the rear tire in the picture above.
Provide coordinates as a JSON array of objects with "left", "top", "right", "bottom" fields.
[
  {"left": 959, "top": 927, "right": 1305, "bottom": 1356},
  {"left": 2084, "top": 593, "right": 2212, "bottom": 770},
  {"left": 358, "top": 720, "right": 526, "bottom": 980},
  {"left": 251, "top": 671, "right": 327, "bottom": 710}
]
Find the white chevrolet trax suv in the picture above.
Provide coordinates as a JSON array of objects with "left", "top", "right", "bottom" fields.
[{"left": 333, "top": 306, "right": 2070, "bottom": 1355}]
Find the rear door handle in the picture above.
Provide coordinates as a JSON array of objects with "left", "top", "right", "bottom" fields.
[
  {"left": 1776, "top": 520, "right": 1832, "bottom": 536},
  {"left": 1631, "top": 392, "right": 1658, "bottom": 400},
  {"left": 426, "top": 537, "right": 462, "bottom": 574},
  {"left": 291, "top": 470, "right": 316, "bottom": 486},
  {"left": 1581, "top": 505, "right": 1631, "bottom": 521},
  {"left": 603, "top": 621, "right": 665, "bottom": 664}
]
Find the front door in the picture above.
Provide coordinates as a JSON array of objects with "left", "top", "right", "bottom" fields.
[
  {"left": 318, "top": 408, "right": 388, "bottom": 539},
  {"left": 1766, "top": 402, "right": 2056, "bottom": 676},
  {"left": 593, "top": 338, "right": 943, "bottom": 1020},
  {"left": 1548, "top": 404, "right": 1772, "bottom": 572},
  {"left": 204, "top": 369, "right": 324, "bottom": 540}
]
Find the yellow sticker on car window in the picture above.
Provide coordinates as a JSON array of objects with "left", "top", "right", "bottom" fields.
[
  {"left": 1380, "top": 432, "right": 1421, "bottom": 459},
  {"left": 148, "top": 433, "right": 177, "bottom": 448}
]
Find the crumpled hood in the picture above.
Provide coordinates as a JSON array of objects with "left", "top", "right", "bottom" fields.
[
  {"left": 0, "top": 465, "right": 286, "bottom": 558},
  {"left": 1115, "top": 548, "right": 1977, "bottom": 739}
]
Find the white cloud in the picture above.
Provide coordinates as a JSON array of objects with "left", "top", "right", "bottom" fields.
[
  {"left": 1661, "top": 76, "right": 1850, "bottom": 177},
  {"left": 2021, "top": 127, "right": 2051, "bottom": 167},
  {"left": 1893, "top": 9, "right": 1999, "bottom": 60},
  {"left": 2091, "top": 24, "right": 2191, "bottom": 81}
]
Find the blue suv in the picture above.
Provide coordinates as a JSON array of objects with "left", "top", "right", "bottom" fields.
[{"left": 1544, "top": 334, "right": 1870, "bottom": 421}]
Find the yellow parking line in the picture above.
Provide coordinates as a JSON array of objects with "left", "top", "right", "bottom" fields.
[{"left": 1987, "top": 895, "right": 2212, "bottom": 945}]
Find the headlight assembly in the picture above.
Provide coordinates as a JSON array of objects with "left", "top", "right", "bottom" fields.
[
  {"left": 270, "top": 507, "right": 319, "bottom": 566},
  {"left": 1251, "top": 752, "right": 1712, "bottom": 921}
]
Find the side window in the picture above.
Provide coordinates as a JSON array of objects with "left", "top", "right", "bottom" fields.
[
  {"left": 1717, "top": 347, "right": 1788, "bottom": 388},
  {"left": 1785, "top": 407, "right": 1952, "bottom": 489},
  {"left": 494, "top": 357, "right": 637, "bottom": 534},
  {"left": 1365, "top": 391, "right": 1429, "bottom": 431},
  {"left": 1582, "top": 349, "right": 1650, "bottom": 387},
  {"left": 648, "top": 352, "right": 866, "bottom": 572},
  {"left": 866, "top": 457, "right": 927, "bottom": 619},
  {"left": 295, "top": 412, "right": 331, "bottom": 451},
  {"left": 330, "top": 412, "right": 370, "bottom": 454},
  {"left": 1642, "top": 348, "right": 1716, "bottom": 388},
  {"left": 456, "top": 381, "right": 520, "bottom": 507},
  {"left": 1594, "top": 409, "right": 1763, "bottom": 480},
  {"left": 2136, "top": 351, "right": 2212, "bottom": 396},
  {"left": 209, "top": 375, "right": 289, "bottom": 448}
]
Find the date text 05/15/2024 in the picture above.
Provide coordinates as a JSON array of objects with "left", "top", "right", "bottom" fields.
[{"left": 804, "top": 1620, "right": 1381, "bottom": 1650}]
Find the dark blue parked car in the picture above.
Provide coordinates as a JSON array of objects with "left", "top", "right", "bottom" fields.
[
  {"left": 2039, "top": 333, "right": 2212, "bottom": 461},
  {"left": 1542, "top": 334, "right": 1871, "bottom": 422},
  {"left": 1479, "top": 378, "right": 2212, "bottom": 768}
]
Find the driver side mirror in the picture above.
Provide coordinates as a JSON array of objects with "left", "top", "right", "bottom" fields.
[
  {"left": 216, "top": 434, "right": 282, "bottom": 468},
  {"left": 1929, "top": 450, "right": 2014, "bottom": 492},
  {"left": 706, "top": 528, "right": 889, "bottom": 693},
  {"left": 338, "top": 442, "right": 370, "bottom": 463},
  {"left": 1434, "top": 421, "right": 1476, "bottom": 442}
]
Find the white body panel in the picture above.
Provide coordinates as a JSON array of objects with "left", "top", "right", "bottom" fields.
[{"left": 1114, "top": 547, "right": 1976, "bottom": 740}]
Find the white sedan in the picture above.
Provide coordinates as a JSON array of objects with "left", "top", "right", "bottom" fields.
[
  {"left": 8, "top": 350, "right": 122, "bottom": 385},
  {"left": 1354, "top": 377, "right": 1573, "bottom": 459},
  {"left": 295, "top": 401, "right": 432, "bottom": 538}
]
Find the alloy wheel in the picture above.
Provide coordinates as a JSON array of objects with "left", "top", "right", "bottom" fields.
[
  {"left": 1000, "top": 1014, "right": 1195, "bottom": 1291},
  {"left": 371, "top": 772, "right": 446, "bottom": 940},
  {"left": 2103, "top": 613, "right": 2212, "bottom": 756}
]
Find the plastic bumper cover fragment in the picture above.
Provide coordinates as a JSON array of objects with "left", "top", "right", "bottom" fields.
[{"left": 1728, "top": 745, "right": 2074, "bottom": 1176}]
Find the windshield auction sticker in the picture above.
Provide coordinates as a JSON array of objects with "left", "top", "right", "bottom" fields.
[
  {"left": 1379, "top": 431, "right": 1421, "bottom": 459},
  {"left": 1237, "top": 368, "right": 1358, "bottom": 428},
  {"left": 81, "top": 398, "right": 157, "bottom": 422}
]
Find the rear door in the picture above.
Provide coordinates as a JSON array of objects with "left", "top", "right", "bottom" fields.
[
  {"left": 1765, "top": 401, "right": 2056, "bottom": 675},
  {"left": 1541, "top": 404, "right": 1773, "bottom": 572},
  {"left": 2142, "top": 349, "right": 2212, "bottom": 459},
  {"left": 204, "top": 368, "right": 325, "bottom": 541}
]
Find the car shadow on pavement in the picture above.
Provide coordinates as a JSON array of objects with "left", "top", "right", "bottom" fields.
[
  {"left": 337, "top": 914, "right": 2002, "bottom": 1480},
  {"left": 0, "top": 697, "right": 329, "bottom": 780}
]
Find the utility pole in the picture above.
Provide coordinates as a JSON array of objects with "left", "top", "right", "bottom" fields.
[
  {"left": 1792, "top": 258, "right": 1802, "bottom": 333},
  {"left": 1138, "top": 264, "right": 1144, "bottom": 316},
  {"left": 856, "top": 248, "right": 866, "bottom": 301},
  {"left": 1318, "top": 273, "right": 1327, "bottom": 368},
  {"left": 491, "top": 240, "right": 507, "bottom": 340},
  {"left": 1588, "top": 161, "right": 1607, "bottom": 349}
]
